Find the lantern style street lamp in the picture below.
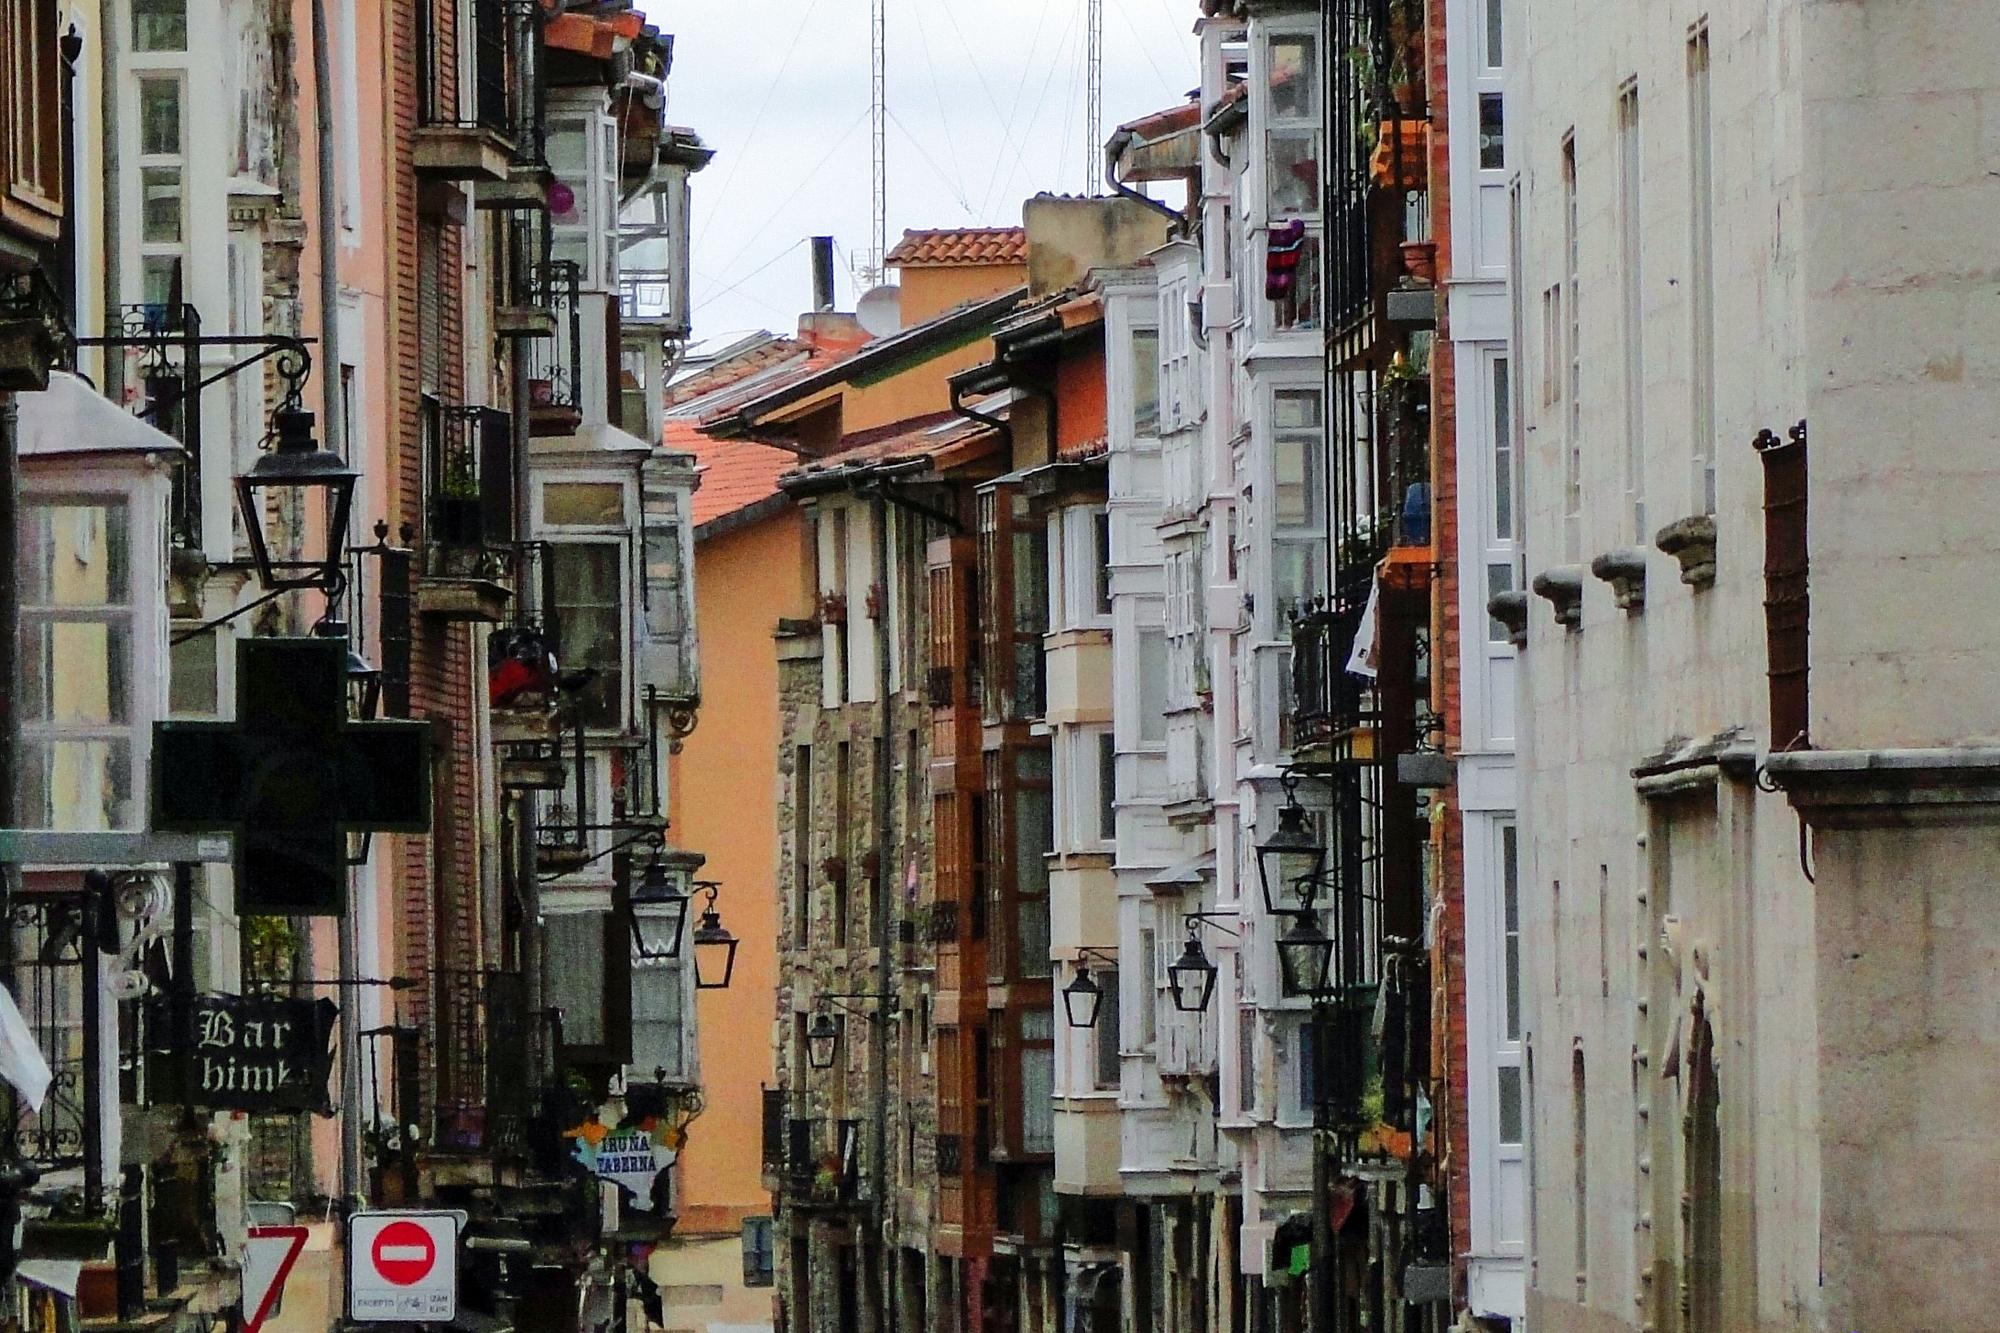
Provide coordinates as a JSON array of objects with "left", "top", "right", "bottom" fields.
[
  {"left": 689, "top": 882, "right": 739, "bottom": 990},
  {"left": 629, "top": 852, "right": 694, "bottom": 962},
  {"left": 311, "top": 618, "right": 382, "bottom": 720},
  {"left": 1062, "top": 966, "right": 1106, "bottom": 1030},
  {"left": 235, "top": 405, "right": 360, "bottom": 591},
  {"left": 1257, "top": 780, "right": 1327, "bottom": 916},
  {"left": 1276, "top": 911, "right": 1336, "bottom": 999},
  {"left": 1166, "top": 930, "right": 1220, "bottom": 1014},
  {"left": 805, "top": 1010, "right": 842, "bottom": 1071}
]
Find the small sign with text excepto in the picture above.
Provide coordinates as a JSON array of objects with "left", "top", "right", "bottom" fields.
[{"left": 347, "top": 1211, "right": 461, "bottom": 1323}]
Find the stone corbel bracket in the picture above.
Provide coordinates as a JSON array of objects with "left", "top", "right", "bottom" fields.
[
  {"left": 1487, "top": 590, "right": 1529, "bottom": 648},
  {"left": 1590, "top": 548, "right": 1649, "bottom": 612},
  {"left": 1531, "top": 566, "right": 1585, "bottom": 629},
  {"left": 1654, "top": 515, "right": 1718, "bottom": 588}
]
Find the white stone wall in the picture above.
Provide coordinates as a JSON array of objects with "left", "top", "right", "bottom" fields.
[{"left": 1509, "top": 0, "right": 1824, "bottom": 1328}]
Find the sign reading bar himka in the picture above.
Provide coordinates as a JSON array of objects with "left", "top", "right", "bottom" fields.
[{"left": 148, "top": 993, "right": 339, "bottom": 1113}]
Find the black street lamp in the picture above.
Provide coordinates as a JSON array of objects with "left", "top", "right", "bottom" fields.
[
  {"left": 629, "top": 851, "right": 694, "bottom": 962},
  {"left": 235, "top": 404, "right": 359, "bottom": 591},
  {"left": 1257, "top": 779, "right": 1327, "bottom": 915},
  {"left": 1276, "top": 911, "right": 1336, "bottom": 999},
  {"left": 1166, "top": 930, "right": 1220, "bottom": 1014},
  {"left": 805, "top": 1010, "right": 842, "bottom": 1071},
  {"left": 311, "top": 618, "right": 382, "bottom": 720},
  {"left": 689, "top": 883, "right": 739, "bottom": 990},
  {"left": 1062, "top": 966, "right": 1105, "bottom": 1030}
]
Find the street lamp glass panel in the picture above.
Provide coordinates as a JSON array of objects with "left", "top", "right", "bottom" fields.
[
  {"left": 806, "top": 1012, "right": 841, "bottom": 1070},
  {"left": 1276, "top": 912, "right": 1335, "bottom": 999},
  {"left": 690, "top": 893, "right": 739, "bottom": 990},
  {"left": 234, "top": 408, "right": 359, "bottom": 590},
  {"left": 629, "top": 858, "right": 692, "bottom": 962},
  {"left": 1062, "top": 967, "right": 1105, "bottom": 1029},
  {"left": 1166, "top": 934, "right": 1219, "bottom": 1014},
  {"left": 1257, "top": 797, "right": 1326, "bottom": 915}
]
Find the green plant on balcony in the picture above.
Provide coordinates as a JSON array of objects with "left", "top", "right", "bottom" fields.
[{"left": 433, "top": 449, "right": 483, "bottom": 547}]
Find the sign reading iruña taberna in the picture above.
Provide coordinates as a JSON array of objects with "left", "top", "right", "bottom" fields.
[{"left": 148, "top": 993, "right": 339, "bottom": 1114}]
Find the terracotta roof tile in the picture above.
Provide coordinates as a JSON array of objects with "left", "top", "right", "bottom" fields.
[
  {"left": 782, "top": 412, "right": 1001, "bottom": 486},
  {"left": 674, "top": 421, "right": 798, "bottom": 531},
  {"left": 884, "top": 227, "right": 1029, "bottom": 269}
]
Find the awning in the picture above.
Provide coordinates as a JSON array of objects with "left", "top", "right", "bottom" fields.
[{"left": 16, "top": 372, "right": 184, "bottom": 461}]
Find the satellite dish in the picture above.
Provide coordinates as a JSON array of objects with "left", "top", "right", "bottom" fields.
[{"left": 856, "top": 285, "right": 903, "bottom": 339}]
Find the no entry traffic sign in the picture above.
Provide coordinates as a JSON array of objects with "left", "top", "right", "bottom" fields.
[
  {"left": 371, "top": 1220, "right": 436, "bottom": 1285},
  {"left": 347, "top": 1211, "right": 462, "bottom": 1323}
]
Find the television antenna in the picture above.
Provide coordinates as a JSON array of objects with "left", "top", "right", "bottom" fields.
[{"left": 1086, "top": 0, "right": 1103, "bottom": 194}]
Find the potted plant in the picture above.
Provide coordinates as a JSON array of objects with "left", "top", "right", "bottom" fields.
[
  {"left": 433, "top": 451, "right": 482, "bottom": 547},
  {"left": 1399, "top": 238, "right": 1438, "bottom": 285}
]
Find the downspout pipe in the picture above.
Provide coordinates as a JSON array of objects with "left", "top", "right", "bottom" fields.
[
  {"left": 870, "top": 493, "right": 897, "bottom": 1333},
  {"left": 1103, "top": 132, "right": 1184, "bottom": 229},
  {"left": 948, "top": 376, "right": 1012, "bottom": 455}
]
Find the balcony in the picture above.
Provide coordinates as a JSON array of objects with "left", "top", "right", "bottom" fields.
[
  {"left": 433, "top": 969, "right": 543, "bottom": 1161},
  {"left": 413, "top": 0, "right": 538, "bottom": 183},
  {"left": 524, "top": 260, "right": 584, "bottom": 437},
  {"left": 417, "top": 400, "right": 517, "bottom": 622},
  {"left": 495, "top": 214, "right": 557, "bottom": 339}
]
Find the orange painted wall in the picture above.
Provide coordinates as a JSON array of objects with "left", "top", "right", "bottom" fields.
[
  {"left": 897, "top": 264, "right": 1025, "bottom": 327},
  {"left": 669, "top": 505, "right": 807, "bottom": 1234},
  {"left": 1055, "top": 343, "right": 1107, "bottom": 453}
]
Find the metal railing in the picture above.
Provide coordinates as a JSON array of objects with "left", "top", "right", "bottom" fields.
[
  {"left": 421, "top": 399, "right": 515, "bottom": 557},
  {"left": 524, "top": 260, "right": 583, "bottom": 428},
  {"left": 416, "top": 0, "right": 522, "bottom": 141},
  {"left": 433, "top": 968, "right": 538, "bottom": 1159}
]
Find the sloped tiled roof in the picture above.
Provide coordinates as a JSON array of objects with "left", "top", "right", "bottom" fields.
[
  {"left": 674, "top": 422, "right": 800, "bottom": 532},
  {"left": 780, "top": 412, "right": 1002, "bottom": 493},
  {"left": 884, "top": 227, "right": 1029, "bottom": 269}
]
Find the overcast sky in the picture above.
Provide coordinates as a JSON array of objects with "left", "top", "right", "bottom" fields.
[{"left": 650, "top": 0, "right": 1202, "bottom": 344}]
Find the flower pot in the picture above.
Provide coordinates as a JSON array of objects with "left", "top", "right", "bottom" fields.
[{"left": 1400, "top": 240, "right": 1438, "bottom": 285}]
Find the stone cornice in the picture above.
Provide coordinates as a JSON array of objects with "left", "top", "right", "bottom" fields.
[{"left": 1763, "top": 747, "right": 2000, "bottom": 828}]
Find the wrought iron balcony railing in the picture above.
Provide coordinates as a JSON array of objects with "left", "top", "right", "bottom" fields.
[
  {"left": 524, "top": 260, "right": 584, "bottom": 436},
  {"left": 416, "top": 0, "right": 544, "bottom": 157},
  {"left": 433, "top": 968, "right": 540, "bottom": 1159}
]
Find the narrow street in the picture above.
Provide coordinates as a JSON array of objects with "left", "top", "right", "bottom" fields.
[{"left": 0, "top": 2, "right": 1995, "bottom": 1332}]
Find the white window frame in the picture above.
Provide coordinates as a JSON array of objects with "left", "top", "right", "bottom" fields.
[
  {"left": 1250, "top": 18, "right": 1324, "bottom": 341},
  {"left": 16, "top": 484, "right": 163, "bottom": 832},
  {"left": 537, "top": 472, "right": 637, "bottom": 733},
  {"left": 1263, "top": 378, "right": 1327, "bottom": 638}
]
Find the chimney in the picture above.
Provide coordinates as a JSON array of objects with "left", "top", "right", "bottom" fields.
[{"left": 810, "top": 236, "right": 836, "bottom": 312}]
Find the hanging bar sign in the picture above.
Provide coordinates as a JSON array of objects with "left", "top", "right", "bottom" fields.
[{"left": 147, "top": 993, "right": 339, "bottom": 1113}]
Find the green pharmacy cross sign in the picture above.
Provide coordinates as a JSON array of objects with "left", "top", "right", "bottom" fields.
[{"left": 153, "top": 637, "right": 431, "bottom": 916}]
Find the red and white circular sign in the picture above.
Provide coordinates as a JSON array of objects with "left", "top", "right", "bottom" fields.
[{"left": 370, "top": 1220, "right": 437, "bottom": 1287}]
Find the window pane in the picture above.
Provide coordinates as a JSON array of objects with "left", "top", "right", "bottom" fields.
[
  {"left": 1268, "top": 132, "right": 1320, "bottom": 216},
  {"left": 1094, "top": 968, "right": 1121, "bottom": 1087},
  {"left": 20, "top": 738, "right": 136, "bottom": 831},
  {"left": 1274, "top": 434, "right": 1310, "bottom": 527},
  {"left": 1137, "top": 928, "right": 1157, "bottom": 1048},
  {"left": 1492, "top": 356, "right": 1514, "bottom": 537},
  {"left": 142, "top": 167, "right": 182, "bottom": 244},
  {"left": 1274, "top": 388, "right": 1323, "bottom": 432},
  {"left": 133, "top": 0, "right": 187, "bottom": 51},
  {"left": 1485, "top": 0, "right": 1504, "bottom": 66},
  {"left": 1267, "top": 36, "right": 1316, "bottom": 120},
  {"left": 1131, "top": 330, "right": 1160, "bottom": 436},
  {"left": 139, "top": 79, "right": 182, "bottom": 156},
  {"left": 1096, "top": 733, "right": 1116, "bottom": 842},
  {"left": 23, "top": 621, "right": 132, "bottom": 726},
  {"left": 1022, "top": 1046, "right": 1054, "bottom": 1154},
  {"left": 1503, "top": 823, "right": 1521, "bottom": 1039},
  {"left": 631, "top": 957, "right": 685, "bottom": 1078},
  {"left": 142, "top": 256, "right": 180, "bottom": 310},
  {"left": 543, "top": 482, "right": 625, "bottom": 526},
  {"left": 168, "top": 627, "right": 219, "bottom": 716},
  {"left": 1092, "top": 511, "right": 1112, "bottom": 614},
  {"left": 1479, "top": 93, "right": 1506, "bottom": 170},
  {"left": 1487, "top": 563, "right": 1515, "bottom": 643},
  {"left": 552, "top": 544, "right": 624, "bottom": 727},
  {"left": 1137, "top": 630, "right": 1167, "bottom": 745},
  {"left": 545, "top": 912, "right": 607, "bottom": 1046},
  {"left": 21, "top": 503, "right": 132, "bottom": 605},
  {"left": 1236, "top": 1004, "right": 1256, "bottom": 1114},
  {"left": 1497, "top": 1065, "right": 1524, "bottom": 1144}
]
